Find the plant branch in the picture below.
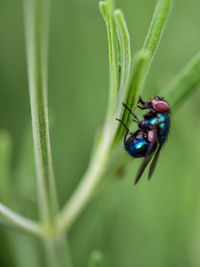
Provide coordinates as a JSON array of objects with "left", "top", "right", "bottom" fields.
[
  {"left": 24, "top": 0, "right": 57, "bottom": 227},
  {"left": 0, "top": 203, "right": 42, "bottom": 236},
  {"left": 24, "top": 0, "right": 72, "bottom": 266},
  {"left": 56, "top": 0, "right": 120, "bottom": 234},
  {"left": 56, "top": 125, "right": 113, "bottom": 233}
]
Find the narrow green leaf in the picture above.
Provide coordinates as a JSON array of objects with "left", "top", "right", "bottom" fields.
[
  {"left": 99, "top": 1, "right": 106, "bottom": 18},
  {"left": 115, "top": 50, "right": 150, "bottom": 141},
  {"left": 132, "top": 0, "right": 172, "bottom": 101},
  {"left": 112, "top": 9, "right": 131, "bottom": 142},
  {"left": 88, "top": 250, "right": 103, "bottom": 267},
  {"left": 99, "top": 0, "right": 119, "bottom": 123},
  {"left": 123, "top": 50, "right": 150, "bottom": 115},
  {"left": 161, "top": 52, "right": 200, "bottom": 112},
  {"left": 114, "top": 9, "right": 131, "bottom": 97},
  {"left": 131, "top": 0, "right": 172, "bottom": 104},
  {"left": 143, "top": 0, "right": 172, "bottom": 61}
]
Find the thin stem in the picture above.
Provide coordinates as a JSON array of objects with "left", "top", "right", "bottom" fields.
[
  {"left": 24, "top": 0, "right": 57, "bottom": 228},
  {"left": 24, "top": 0, "right": 72, "bottom": 266},
  {"left": 57, "top": 0, "right": 120, "bottom": 234},
  {"left": 0, "top": 203, "right": 42, "bottom": 236},
  {"left": 43, "top": 235, "right": 73, "bottom": 267},
  {"left": 56, "top": 125, "right": 113, "bottom": 233}
]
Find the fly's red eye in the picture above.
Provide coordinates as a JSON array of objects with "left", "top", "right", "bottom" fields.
[{"left": 154, "top": 102, "right": 170, "bottom": 112}]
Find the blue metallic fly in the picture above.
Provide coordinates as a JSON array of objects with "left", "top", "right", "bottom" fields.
[{"left": 116, "top": 96, "right": 170, "bottom": 184}]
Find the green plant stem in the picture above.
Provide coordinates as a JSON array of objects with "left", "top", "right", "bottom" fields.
[
  {"left": 0, "top": 203, "right": 42, "bottom": 236},
  {"left": 57, "top": 126, "right": 113, "bottom": 233},
  {"left": 24, "top": 0, "right": 72, "bottom": 266},
  {"left": 57, "top": 0, "right": 119, "bottom": 234},
  {"left": 43, "top": 235, "right": 73, "bottom": 267},
  {"left": 24, "top": 0, "right": 57, "bottom": 227}
]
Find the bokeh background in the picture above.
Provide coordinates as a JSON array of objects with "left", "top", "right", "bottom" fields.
[{"left": 0, "top": 0, "right": 200, "bottom": 266}]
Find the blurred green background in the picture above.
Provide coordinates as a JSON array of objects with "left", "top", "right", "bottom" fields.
[{"left": 1, "top": 0, "right": 200, "bottom": 266}]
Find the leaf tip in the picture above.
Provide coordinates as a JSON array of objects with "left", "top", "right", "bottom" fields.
[{"left": 99, "top": 1, "right": 107, "bottom": 18}]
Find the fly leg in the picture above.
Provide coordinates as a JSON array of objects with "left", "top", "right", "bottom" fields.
[
  {"left": 125, "top": 130, "right": 140, "bottom": 146},
  {"left": 116, "top": 118, "right": 130, "bottom": 146},
  {"left": 122, "top": 103, "right": 140, "bottom": 123},
  {"left": 116, "top": 118, "right": 139, "bottom": 146},
  {"left": 137, "top": 96, "right": 148, "bottom": 110},
  {"left": 138, "top": 96, "right": 145, "bottom": 105}
]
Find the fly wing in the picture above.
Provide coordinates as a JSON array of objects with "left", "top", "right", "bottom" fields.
[
  {"left": 134, "top": 128, "right": 158, "bottom": 185},
  {"left": 134, "top": 154, "right": 153, "bottom": 185},
  {"left": 148, "top": 144, "right": 162, "bottom": 180}
]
